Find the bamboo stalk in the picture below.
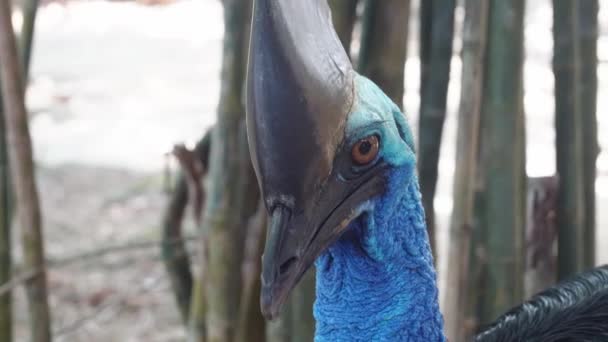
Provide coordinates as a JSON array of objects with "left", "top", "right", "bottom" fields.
[
  {"left": 18, "top": 0, "right": 39, "bottom": 78},
  {"left": 188, "top": 277, "right": 207, "bottom": 342},
  {"left": 0, "top": 1, "right": 39, "bottom": 339},
  {"left": 201, "top": 0, "right": 252, "bottom": 341},
  {"left": 328, "top": 0, "right": 358, "bottom": 57},
  {"left": 479, "top": 0, "right": 526, "bottom": 323},
  {"left": 234, "top": 127, "right": 264, "bottom": 342},
  {"left": 0, "top": 101, "right": 12, "bottom": 342},
  {"left": 265, "top": 274, "right": 316, "bottom": 342},
  {"left": 0, "top": 0, "right": 51, "bottom": 339},
  {"left": 444, "top": 1, "right": 489, "bottom": 340},
  {"left": 466, "top": 85, "right": 494, "bottom": 336},
  {"left": 234, "top": 201, "right": 266, "bottom": 342},
  {"left": 466, "top": 184, "right": 487, "bottom": 337},
  {"left": 289, "top": 270, "right": 315, "bottom": 342},
  {"left": 419, "top": 0, "right": 433, "bottom": 97},
  {"left": 266, "top": 268, "right": 316, "bottom": 342},
  {"left": 577, "top": 0, "right": 598, "bottom": 269},
  {"left": 265, "top": 303, "right": 292, "bottom": 342},
  {"left": 553, "top": 0, "right": 585, "bottom": 280},
  {"left": 358, "top": 0, "right": 409, "bottom": 108},
  {"left": 266, "top": 272, "right": 315, "bottom": 342},
  {"left": 417, "top": 0, "right": 456, "bottom": 254}
]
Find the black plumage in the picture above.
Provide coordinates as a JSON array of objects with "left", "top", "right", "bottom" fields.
[{"left": 475, "top": 265, "right": 608, "bottom": 342}]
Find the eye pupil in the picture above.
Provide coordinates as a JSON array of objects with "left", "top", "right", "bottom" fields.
[{"left": 358, "top": 141, "right": 372, "bottom": 155}]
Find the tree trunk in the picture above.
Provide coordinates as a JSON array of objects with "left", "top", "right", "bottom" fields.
[
  {"left": 479, "top": 0, "right": 526, "bottom": 323},
  {"left": 201, "top": 0, "right": 253, "bottom": 341},
  {"left": 417, "top": 0, "right": 456, "bottom": 255},
  {"left": 577, "top": 0, "right": 598, "bottom": 269},
  {"left": 328, "top": 0, "right": 358, "bottom": 57},
  {"left": 0, "top": 0, "right": 51, "bottom": 339},
  {"left": 358, "top": 0, "right": 409, "bottom": 108},
  {"left": 444, "top": 1, "right": 488, "bottom": 340},
  {"left": 553, "top": 0, "right": 585, "bottom": 280}
]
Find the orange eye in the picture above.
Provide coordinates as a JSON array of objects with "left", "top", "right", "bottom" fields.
[{"left": 351, "top": 136, "right": 379, "bottom": 165}]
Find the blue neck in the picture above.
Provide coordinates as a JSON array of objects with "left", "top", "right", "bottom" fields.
[{"left": 313, "top": 167, "right": 445, "bottom": 341}]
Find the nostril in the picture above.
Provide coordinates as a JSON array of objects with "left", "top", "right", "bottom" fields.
[{"left": 279, "top": 256, "right": 298, "bottom": 276}]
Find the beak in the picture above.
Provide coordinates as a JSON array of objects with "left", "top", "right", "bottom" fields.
[{"left": 259, "top": 163, "right": 388, "bottom": 319}]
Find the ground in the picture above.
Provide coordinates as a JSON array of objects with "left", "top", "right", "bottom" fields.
[{"left": 7, "top": 0, "right": 608, "bottom": 340}]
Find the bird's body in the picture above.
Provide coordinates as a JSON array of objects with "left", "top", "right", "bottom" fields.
[
  {"left": 245, "top": 0, "right": 608, "bottom": 340},
  {"left": 476, "top": 265, "right": 608, "bottom": 341}
]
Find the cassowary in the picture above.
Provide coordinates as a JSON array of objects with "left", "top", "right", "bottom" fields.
[{"left": 245, "top": 0, "right": 608, "bottom": 341}]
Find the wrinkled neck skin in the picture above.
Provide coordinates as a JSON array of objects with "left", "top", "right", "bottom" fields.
[{"left": 314, "top": 167, "right": 445, "bottom": 341}]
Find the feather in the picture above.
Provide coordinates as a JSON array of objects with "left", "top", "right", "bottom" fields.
[{"left": 475, "top": 265, "right": 608, "bottom": 342}]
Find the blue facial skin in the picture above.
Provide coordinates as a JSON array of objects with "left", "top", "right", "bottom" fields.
[{"left": 313, "top": 75, "right": 445, "bottom": 341}]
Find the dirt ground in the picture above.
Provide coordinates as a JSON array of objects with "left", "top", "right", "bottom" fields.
[
  {"left": 13, "top": 166, "right": 193, "bottom": 340},
  {"left": 8, "top": 0, "right": 608, "bottom": 340}
]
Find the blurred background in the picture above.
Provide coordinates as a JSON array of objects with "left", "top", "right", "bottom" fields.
[{"left": 0, "top": 0, "right": 606, "bottom": 341}]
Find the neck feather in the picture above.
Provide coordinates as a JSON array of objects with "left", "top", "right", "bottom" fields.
[{"left": 313, "top": 168, "right": 445, "bottom": 341}]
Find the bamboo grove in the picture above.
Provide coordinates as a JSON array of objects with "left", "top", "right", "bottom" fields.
[{"left": 0, "top": 0, "right": 601, "bottom": 341}]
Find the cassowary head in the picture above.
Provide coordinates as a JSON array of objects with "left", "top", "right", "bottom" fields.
[{"left": 246, "top": 0, "right": 416, "bottom": 319}]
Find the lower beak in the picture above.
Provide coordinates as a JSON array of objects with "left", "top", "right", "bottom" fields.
[
  {"left": 260, "top": 205, "right": 295, "bottom": 319},
  {"left": 259, "top": 204, "right": 363, "bottom": 320}
]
